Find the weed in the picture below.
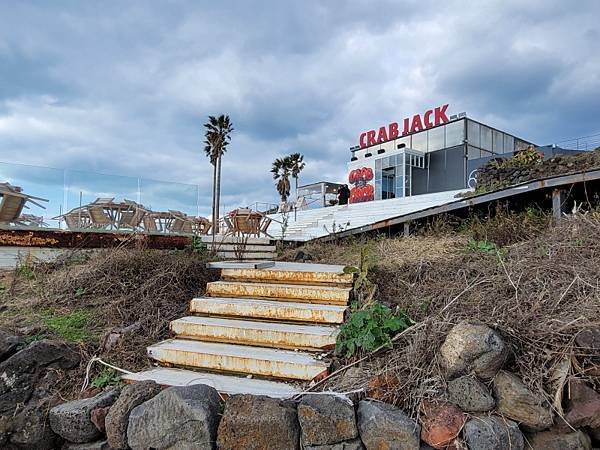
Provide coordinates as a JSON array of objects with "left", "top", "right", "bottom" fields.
[
  {"left": 191, "top": 236, "right": 208, "bottom": 256},
  {"left": 90, "top": 369, "right": 123, "bottom": 389},
  {"left": 344, "top": 246, "right": 377, "bottom": 308},
  {"left": 44, "top": 310, "right": 94, "bottom": 342},
  {"left": 74, "top": 287, "right": 86, "bottom": 298},
  {"left": 467, "top": 238, "right": 498, "bottom": 254},
  {"left": 336, "top": 303, "right": 412, "bottom": 358},
  {"left": 17, "top": 263, "right": 35, "bottom": 280}
]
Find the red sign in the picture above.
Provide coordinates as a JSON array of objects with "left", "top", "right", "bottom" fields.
[{"left": 359, "top": 104, "right": 450, "bottom": 148}]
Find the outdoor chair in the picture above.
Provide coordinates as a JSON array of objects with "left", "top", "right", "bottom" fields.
[
  {"left": 258, "top": 214, "right": 273, "bottom": 238},
  {"left": 143, "top": 215, "right": 158, "bottom": 232},
  {"left": 231, "top": 209, "right": 261, "bottom": 237},
  {"left": 60, "top": 208, "right": 92, "bottom": 230},
  {"left": 0, "top": 183, "right": 48, "bottom": 224},
  {"left": 88, "top": 205, "right": 113, "bottom": 230},
  {"left": 118, "top": 199, "right": 148, "bottom": 230}
]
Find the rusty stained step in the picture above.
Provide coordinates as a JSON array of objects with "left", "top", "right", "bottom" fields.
[
  {"left": 190, "top": 296, "right": 347, "bottom": 324},
  {"left": 206, "top": 281, "right": 351, "bottom": 305},
  {"left": 221, "top": 266, "right": 353, "bottom": 286},
  {"left": 170, "top": 316, "right": 339, "bottom": 350},
  {"left": 122, "top": 367, "right": 300, "bottom": 398},
  {"left": 147, "top": 339, "right": 328, "bottom": 381}
]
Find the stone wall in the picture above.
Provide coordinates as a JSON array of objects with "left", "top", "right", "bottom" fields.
[{"left": 2, "top": 324, "right": 599, "bottom": 449}]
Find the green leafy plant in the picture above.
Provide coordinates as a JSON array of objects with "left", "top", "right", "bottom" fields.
[
  {"left": 191, "top": 236, "right": 208, "bottom": 256},
  {"left": 467, "top": 238, "right": 499, "bottom": 254},
  {"left": 44, "top": 310, "right": 94, "bottom": 342},
  {"left": 74, "top": 287, "right": 86, "bottom": 298},
  {"left": 16, "top": 262, "right": 35, "bottom": 280},
  {"left": 343, "top": 246, "right": 377, "bottom": 308},
  {"left": 335, "top": 303, "right": 412, "bottom": 358},
  {"left": 90, "top": 369, "right": 122, "bottom": 389}
]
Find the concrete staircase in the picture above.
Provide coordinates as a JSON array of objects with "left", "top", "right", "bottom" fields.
[
  {"left": 123, "top": 262, "right": 353, "bottom": 398},
  {"left": 267, "top": 189, "right": 468, "bottom": 241},
  {"left": 199, "top": 235, "right": 276, "bottom": 260}
]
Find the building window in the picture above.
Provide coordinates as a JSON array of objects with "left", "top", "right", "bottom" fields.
[
  {"left": 480, "top": 125, "right": 492, "bottom": 152},
  {"left": 503, "top": 134, "right": 514, "bottom": 154},
  {"left": 493, "top": 130, "right": 504, "bottom": 154},
  {"left": 467, "top": 146, "right": 480, "bottom": 160},
  {"left": 467, "top": 120, "right": 480, "bottom": 148},
  {"left": 411, "top": 131, "right": 427, "bottom": 152},
  {"left": 428, "top": 126, "right": 445, "bottom": 151},
  {"left": 445, "top": 120, "right": 465, "bottom": 147}
]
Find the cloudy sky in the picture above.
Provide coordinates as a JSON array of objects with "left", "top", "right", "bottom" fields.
[{"left": 1, "top": 0, "right": 599, "bottom": 218}]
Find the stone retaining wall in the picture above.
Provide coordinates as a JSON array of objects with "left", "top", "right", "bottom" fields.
[{"left": 2, "top": 324, "right": 599, "bottom": 449}]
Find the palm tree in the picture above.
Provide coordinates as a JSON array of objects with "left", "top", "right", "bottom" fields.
[
  {"left": 271, "top": 157, "right": 291, "bottom": 202},
  {"left": 204, "top": 114, "right": 234, "bottom": 237},
  {"left": 287, "top": 153, "right": 305, "bottom": 200}
]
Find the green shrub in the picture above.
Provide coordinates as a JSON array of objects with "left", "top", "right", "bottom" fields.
[
  {"left": 335, "top": 303, "right": 412, "bottom": 358},
  {"left": 90, "top": 369, "right": 122, "bottom": 389},
  {"left": 467, "top": 238, "right": 498, "bottom": 254}
]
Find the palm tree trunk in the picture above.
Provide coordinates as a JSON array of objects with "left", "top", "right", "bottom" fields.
[
  {"left": 211, "top": 161, "right": 217, "bottom": 239},
  {"left": 215, "top": 154, "right": 222, "bottom": 236}
]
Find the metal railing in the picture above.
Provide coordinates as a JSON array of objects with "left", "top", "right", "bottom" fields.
[{"left": 555, "top": 131, "right": 600, "bottom": 151}]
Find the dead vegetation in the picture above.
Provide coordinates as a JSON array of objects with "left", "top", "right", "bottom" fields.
[
  {"left": 0, "top": 248, "right": 216, "bottom": 399},
  {"left": 294, "top": 210, "right": 600, "bottom": 418}
]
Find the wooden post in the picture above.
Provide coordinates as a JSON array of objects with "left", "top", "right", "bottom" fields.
[
  {"left": 552, "top": 189, "right": 566, "bottom": 222},
  {"left": 403, "top": 222, "right": 410, "bottom": 237}
]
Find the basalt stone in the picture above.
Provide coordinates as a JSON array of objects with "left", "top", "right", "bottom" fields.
[
  {"left": 527, "top": 430, "right": 591, "bottom": 450},
  {"left": 419, "top": 400, "right": 465, "bottom": 449},
  {"left": 447, "top": 375, "right": 495, "bottom": 412},
  {"left": 493, "top": 371, "right": 553, "bottom": 431},
  {"left": 0, "top": 340, "right": 80, "bottom": 415},
  {"left": 462, "top": 415, "right": 524, "bottom": 450},
  {"left": 304, "top": 438, "right": 365, "bottom": 450},
  {"left": 128, "top": 384, "right": 221, "bottom": 450},
  {"left": 49, "top": 388, "right": 120, "bottom": 444},
  {"left": 0, "top": 329, "right": 25, "bottom": 362},
  {"left": 104, "top": 380, "right": 161, "bottom": 449},
  {"left": 7, "top": 400, "right": 59, "bottom": 450},
  {"left": 357, "top": 400, "right": 420, "bottom": 450},
  {"left": 439, "top": 321, "right": 508, "bottom": 380},
  {"left": 298, "top": 394, "right": 358, "bottom": 446},
  {"left": 575, "top": 328, "right": 600, "bottom": 351},
  {"left": 62, "top": 441, "right": 110, "bottom": 450},
  {"left": 217, "top": 394, "right": 300, "bottom": 450}
]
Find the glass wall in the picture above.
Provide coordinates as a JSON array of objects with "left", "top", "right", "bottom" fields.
[
  {"left": 0, "top": 161, "right": 203, "bottom": 229},
  {"left": 374, "top": 151, "right": 425, "bottom": 200},
  {"left": 465, "top": 119, "right": 532, "bottom": 160},
  {"left": 390, "top": 119, "right": 466, "bottom": 153}
]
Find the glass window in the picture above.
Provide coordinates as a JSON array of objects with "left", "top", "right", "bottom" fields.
[
  {"left": 467, "top": 146, "right": 480, "bottom": 160},
  {"left": 375, "top": 158, "right": 382, "bottom": 170},
  {"left": 480, "top": 125, "right": 492, "bottom": 151},
  {"left": 467, "top": 120, "right": 480, "bottom": 148},
  {"left": 445, "top": 120, "right": 465, "bottom": 147},
  {"left": 428, "top": 126, "right": 445, "bottom": 151},
  {"left": 515, "top": 139, "right": 529, "bottom": 151},
  {"left": 493, "top": 130, "right": 504, "bottom": 154},
  {"left": 480, "top": 149, "right": 493, "bottom": 159},
  {"left": 411, "top": 130, "right": 427, "bottom": 151},
  {"left": 503, "top": 134, "right": 514, "bottom": 154}
]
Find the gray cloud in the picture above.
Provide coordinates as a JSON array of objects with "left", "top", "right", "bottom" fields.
[{"left": 0, "top": 0, "right": 599, "bottom": 219}]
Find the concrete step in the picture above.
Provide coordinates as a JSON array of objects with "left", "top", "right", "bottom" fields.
[
  {"left": 215, "top": 251, "right": 274, "bottom": 260},
  {"left": 207, "top": 244, "right": 276, "bottom": 252},
  {"left": 148, "top": 339, "right": 328, "bottom": 381},
  {"left": 190, "top": 296, "right": 347, "bottom": 324},
  {"left": 122, "top": 367, "right": 300, "bottom": 398},
  {"left": 170, "top": 316, "right": 339, "bottom": 350},
  {"left": 221, "top": 263, "right": 353, "bottom": 286},
  {"left": 206, "top": 281, "right": 351, "bottom": 305}
]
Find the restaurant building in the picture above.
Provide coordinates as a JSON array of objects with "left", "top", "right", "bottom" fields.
[{"left": 347, "top": 105, "right": 534, "bottom": 203}]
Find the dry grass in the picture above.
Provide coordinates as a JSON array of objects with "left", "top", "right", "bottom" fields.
[
  {"left": 0, "top": 248, "right": 217, "bottom": 399},
  {"left": 297, "top": 212, "right": 600, "bottom": 419}
]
